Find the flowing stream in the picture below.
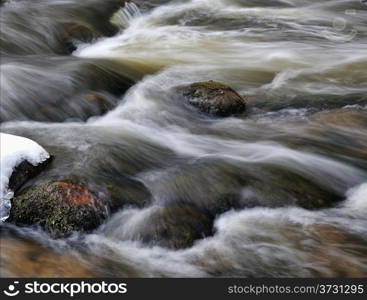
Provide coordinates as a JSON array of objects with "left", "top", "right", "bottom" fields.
[{"left": 1, "top": 0, "right": 367, "bottom": 277}]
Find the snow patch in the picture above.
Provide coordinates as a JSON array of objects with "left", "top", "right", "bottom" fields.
[{"left": 0, "top": 133, "right": 50, "bottom": 221}]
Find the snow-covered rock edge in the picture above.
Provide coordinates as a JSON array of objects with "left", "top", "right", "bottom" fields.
[{"left": 0, "top": 133, "right": 50, "bottom": 221}]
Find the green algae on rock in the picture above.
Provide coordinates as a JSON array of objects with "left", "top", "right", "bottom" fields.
[
  {"left": 7, "top": 179, "right": 150, "bottom": 238},
  {"left": 8, "top": 182, "right": 107, "bottom": 237}
]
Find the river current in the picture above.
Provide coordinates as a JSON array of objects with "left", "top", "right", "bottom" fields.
[{"left": 1, "top": 0, "right": 367, "bottom": 277}]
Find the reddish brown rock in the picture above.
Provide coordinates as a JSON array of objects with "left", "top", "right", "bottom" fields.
[
  {"left": 8, "top": 181, "right": 110, "bottom": 237},
  {"left": 52, "top": 182, "right": 97, "bottom": 205}
]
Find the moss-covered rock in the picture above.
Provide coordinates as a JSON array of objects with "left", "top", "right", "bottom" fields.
[
  {"left": 176, "top": 81, "right": 247, "bottom": 117},
  {"left": 8, "top": 182, "right": 105, "bottom": 237},
  {"left": 7, "top": 179, "right": 150, "bottom": 238}
]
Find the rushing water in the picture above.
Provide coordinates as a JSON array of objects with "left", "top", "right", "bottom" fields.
[{"left": 1, "top": 0, "right": 367, "bottom": 277}]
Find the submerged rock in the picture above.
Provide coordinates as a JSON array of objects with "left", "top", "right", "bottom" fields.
[
  {"left": 62, "top": 23, "right": 95, "bottom": 53},
  {"left": 139, "top": 203, "right": 214, "bottom": 249},
  {"left": 152, "top": 158, "right": 343, "bottom": 215},
  {"left": 304, "top": 224, "right": 367, "bottom": 277},
  {"left": 245, "top": 165, "right": 344, "bottom": 210},
  {"left": 33, "top": 92, "right": 117, "bottom": 122},
  {"left": 0, "top": 0, "right": 132, "bottom": 56},
  {"left": 176, "top": 81, "right": 247, "bottom": 116},
  {"left": 310, "top": 109, "right": 367, "bottom": 128},
  {"left": 0, "top": 236, "right": 96, "bottom": 277}
]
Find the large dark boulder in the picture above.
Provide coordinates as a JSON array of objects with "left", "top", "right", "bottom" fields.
[{"left": 176, "top": 81, "right": 247, "bottom": 117}]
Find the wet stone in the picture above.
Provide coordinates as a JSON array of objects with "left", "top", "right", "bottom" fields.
[{"left": 174, "top": 81, "right": 247, "bottom": 117}]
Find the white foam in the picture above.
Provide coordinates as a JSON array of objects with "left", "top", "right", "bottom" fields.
[
  {"left": 0, "top": 133, "right": 50, "bottom": 221},
  {"left": 85, "top": 205, "right": 367, "bottom": 277},
  {"left": 345, "top": 183, "right": 367, "bottom": 210},
  {"left": 74, "top": 0, "right": 367, "bottom": 99}
]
